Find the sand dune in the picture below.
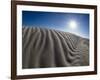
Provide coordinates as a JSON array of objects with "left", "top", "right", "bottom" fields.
[{"left": 22, "top": 27, "right": 89, "bottom": 69}]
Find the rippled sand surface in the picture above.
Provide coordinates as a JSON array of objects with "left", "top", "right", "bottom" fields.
[{"left": 22, "top": 27, "right": 89, "bottom": 69}]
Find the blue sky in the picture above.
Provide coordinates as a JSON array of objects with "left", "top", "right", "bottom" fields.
[{"left": 22, "top": 11, "right": 89, "bottom": 39}]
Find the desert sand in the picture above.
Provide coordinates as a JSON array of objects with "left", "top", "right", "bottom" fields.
[{"left": 22, "top": 27, "right": 89, "bottom": 69}]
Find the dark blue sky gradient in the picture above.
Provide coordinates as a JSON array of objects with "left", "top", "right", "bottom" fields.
[{"left": 22, "top": 11, "right": 89, "bottom": 39}]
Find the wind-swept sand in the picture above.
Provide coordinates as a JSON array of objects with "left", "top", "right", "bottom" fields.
[{"left": 22, "top": 27, "right": 89, "bottom": 69}]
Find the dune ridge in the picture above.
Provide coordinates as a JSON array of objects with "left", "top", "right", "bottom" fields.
[{"left": 22, "top": 27, "right": 89, "bottom": 69}]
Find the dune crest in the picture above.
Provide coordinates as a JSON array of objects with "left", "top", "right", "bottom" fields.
[{"left": 22, "top": 27, "right": 89, "bottom": 69}]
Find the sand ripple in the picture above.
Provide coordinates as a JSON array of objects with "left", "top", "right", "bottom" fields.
[{"left": 22, "top": 27, "right": 89, "bottom": 68}]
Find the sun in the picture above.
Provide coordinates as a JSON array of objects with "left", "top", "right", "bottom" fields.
[{"left": 69, "top": 20, "right": 77, "bottom": 29}]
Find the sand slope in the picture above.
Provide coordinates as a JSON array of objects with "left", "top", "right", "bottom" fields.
[{"left": 22, "top": 27, "right": 89, "bottom": 69}]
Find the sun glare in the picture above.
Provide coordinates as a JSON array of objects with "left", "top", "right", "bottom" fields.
[{"left": 69, "top": 20, "right": 77, "bottom": 29}]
